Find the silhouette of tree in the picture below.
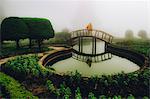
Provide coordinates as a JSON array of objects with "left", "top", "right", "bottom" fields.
[
  {"left": 125, "top": 29, "right": 134, "bottom": 40},
  {"left": 138, "top": 30, "right": 148, "bottom": 39},
  {"left": 62, "top": 28, "right": 69, "bottom": 33}
]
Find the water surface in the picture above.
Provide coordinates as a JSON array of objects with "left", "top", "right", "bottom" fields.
[{"left": 51, "top": 40, "right": 140, "bottom": 77}]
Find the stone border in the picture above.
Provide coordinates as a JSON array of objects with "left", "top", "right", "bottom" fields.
[{"left": 39, "top": 48, "right": 72, "bottom": 66}]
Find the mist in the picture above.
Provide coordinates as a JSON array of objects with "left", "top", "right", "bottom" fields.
[{"left": 0, "top": 0, "right": 150, "bottom": 38}]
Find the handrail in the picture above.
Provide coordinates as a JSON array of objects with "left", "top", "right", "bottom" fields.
[{"left": 70, "top": 29, "right": 113, "bottom": 43}]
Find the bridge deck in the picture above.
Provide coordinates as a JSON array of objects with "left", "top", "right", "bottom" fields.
[{"left": 70, "top": 29, "right": 113, "bottom": 43}]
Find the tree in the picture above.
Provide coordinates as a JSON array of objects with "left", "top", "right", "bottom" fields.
[
  {"left": 62, "top": 28, "right": 69, "bottom": 33},
  {"left": 125, "top": 30, "right": 134, "bottom": 40},
  {"left": 0, "top": 26, "right": 1, "bottom": 51},
  {"left": 138, "top": 30, "right": 148, "bottom": 39},
  {"left": 22, "top": 18, "right": 54, "bottom": 50},
  {"left": 55, "top": 32, "right": 71, "bottom": 42},
  {"left": 1, "top": 17, "right": 28, "bottom": 48}
]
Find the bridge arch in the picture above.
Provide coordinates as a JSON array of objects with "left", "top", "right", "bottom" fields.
[
  {"left": 70, "top": 29, "right": 113, "bottom": 44},
  {"left": 69, "top": 29, "right": 114, "bottom": 63}
]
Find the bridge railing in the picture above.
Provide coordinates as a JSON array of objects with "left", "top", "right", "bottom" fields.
[
  {"left": 70, "top": 29, "right": 113, "bottom": 43},
  {"left": 72, "top": 52, "right": 112, "bottom": 62}
]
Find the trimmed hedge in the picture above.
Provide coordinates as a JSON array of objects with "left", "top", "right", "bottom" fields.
[
  {"left": 0, "top": 72, "right": 37, "bottom": 98},
  {"left": 22, "top": 17, "right": 54, "bottom": 39},
  {"left": 1, "top": 17, "right": 55, "bottom": 48},
  {"left": 1, "top": 17, "right": 28, "bottom": 41}
]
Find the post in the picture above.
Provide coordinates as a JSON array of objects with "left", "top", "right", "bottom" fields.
[
  {"left": 81, "top": 37, "right": 83, "bottom": 53},
  {"left": 94, "top": 37, "right": 96, "bottom": 55},
  {"left": 92, "top": 37, "right": 94, "bottom": 55},
  {"left": 105, "top": 43, "right": 107, "bottom": 52},
  {"left": 78, "top": 37, "right": 81, "bottom": 52},
  {"left": 101, "top": 55, "right": 103, "bottom": 61},
  {"left": 102, "top": 33, "right": 104, "bottom": 39}
]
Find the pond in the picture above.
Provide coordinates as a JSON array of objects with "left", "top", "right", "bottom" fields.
[{"left": 51, "top": 40, "right": 140, "bottom": 77}]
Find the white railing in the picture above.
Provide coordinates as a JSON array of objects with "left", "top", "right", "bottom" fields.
[{"left": 70, "top": 29, "right": 113, "bottom": 43}]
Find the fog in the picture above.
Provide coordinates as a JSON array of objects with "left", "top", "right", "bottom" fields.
[{"left": 0, "top": 0, "right": 150, "bottom": 38}]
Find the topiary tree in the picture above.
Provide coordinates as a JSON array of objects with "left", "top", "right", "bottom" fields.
[
  {"left": 1, "top": 17, "right": 28, "bottom": 48},
  {"left": 22, "top": 18, "right": 54, "bottom": 50}
]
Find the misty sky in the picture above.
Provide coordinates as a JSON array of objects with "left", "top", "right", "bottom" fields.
[{"left": 0, "top": 0, "right": 150, "bottom": 37}]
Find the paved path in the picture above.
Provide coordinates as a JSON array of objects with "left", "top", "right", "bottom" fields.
[{"left": 0, "top": 46, "right": 66, "bottom": 66}]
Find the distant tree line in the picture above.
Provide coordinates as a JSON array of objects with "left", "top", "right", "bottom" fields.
[
  {"left": 125, "top": 29, "right": 148, "bottom": 40},
  {"left": 1, "top": 17, "right": 54, "bottom": 49}
]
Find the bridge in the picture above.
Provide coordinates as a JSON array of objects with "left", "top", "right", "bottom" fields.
[
  {"left": 70, "top": 29, "right": 113, "bottom": 44},
  {"left": 69, "top": 29, "right": 114, "bottom": 64}
]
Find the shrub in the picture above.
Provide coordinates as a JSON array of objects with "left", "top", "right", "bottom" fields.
[
  {"left": 2, "top": 55, "right": 49, "bottom": 80},
  {"left": 0, "top": 72, "right": 37, "bottom": 98},
  {"left": 75, "top": 87, "right": 82, "bottom": 99},
  {"left": 88, "top": 92, "right": 96, "bottom": 99}
]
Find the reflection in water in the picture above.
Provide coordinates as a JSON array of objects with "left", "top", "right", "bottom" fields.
[
  {"left": 51, "top": 40, "right": 140, "bottom": 77},
  {"left": 52, "top": 55, "right": 139, "bottom": 77},
  {"left": 73, "top": 39, "right": 105, "bottom": 54}
]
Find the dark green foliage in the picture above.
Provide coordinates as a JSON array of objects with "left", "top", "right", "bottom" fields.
[
  {"left": 69, "top": 70, "right": 82, "bottom": 85},
  {"left": 54, "top": 68, "right": 149, "bottom": 98},
  {"left": 88, "top": 92, "right": 96, "bottom": 99},
  {"left": 45, "top": 75, "right": 150, "bottom": 98},
  {"left": 46, "top": 80, "right": 71, "bottom": 99},
  {"left": 22, "top": 18, "right": 54, "bottom": 39},
  {"left": 75, "top": 87, "right": 82, "bottom": 99},
  {"left": 1, "top": 17, "right": 28, "bottom": 41},
  {"left": 45, "top": 66, "right": 149, "bottom": 97},
  {"left": 46, "top": 80, "right": 60, "bottom": 98},
  {"left": 22, "top": 17, "right": 54, "bottom": 49},
  {"left": 2, "top": 55, "right": 49, "bottom": 80},
  {"left": 0, "top": 72, "right": 37, "bottom": 98},
  {"left": 1, "top": 17, "right": 55, "bottom": 49},
  {"left": 46, "top": 80, "right": 56, "bottom": 93},
  {"left": 1, "top": 17, "right": 28, "bottom": 48}
]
